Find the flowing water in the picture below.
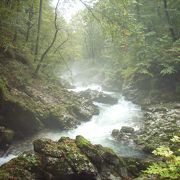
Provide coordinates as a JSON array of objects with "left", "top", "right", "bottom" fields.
[{"left": 0, "top": 84, "right": 145, "bottom": 166}]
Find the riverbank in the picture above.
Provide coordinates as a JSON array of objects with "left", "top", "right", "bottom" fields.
[
  {"left": 101, "top": 71, "right": 180, "bottom": 154},
  {"left": 112, "top": 102, "right": 180, "bottom": 153},
  {"left": 0, "top": 56, "right": 99, "bottom": 151},
  {"left": 0, "top": 55, "right": 179, "bottom": 179}
]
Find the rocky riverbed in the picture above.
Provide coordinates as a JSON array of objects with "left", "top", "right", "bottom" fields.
[{"left": 111, "top": 102, "right": 180, "bottom": 153}]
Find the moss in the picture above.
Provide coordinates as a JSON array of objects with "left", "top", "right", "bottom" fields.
[
  {"left": 0, "top": 170, "right": 10, "bottom": 180},
  {"left": 75, "top": 135, "right": 91, "bottom": 148},
  {"left": 75, "top": 135, "right": 124, "bottom": 171},
  {"left": 0, "top": 153, "right": 40, "bottom": 179},
  {"left": 3, "top": 129, "right": 14, "bottom": 143},
  {"left": 103, "top": 146, "right": 117, "bottom": 156},
  {"left": 0, "top": 59, "right": 98, "bottom": 140},
  {"left": 0, "top": 78, "right": 8, "bottom": 97},
  {"left": 0, "top": 136, "right": 129, "bottom": 179}
]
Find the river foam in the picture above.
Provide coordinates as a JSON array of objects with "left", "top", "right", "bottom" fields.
[{"left": 0, "top": 84, "right": 145, "bottom": 166}]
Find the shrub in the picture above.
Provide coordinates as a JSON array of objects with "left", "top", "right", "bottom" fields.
[{"left": 144, "top": 136, "right": 180, "bottom": 179}]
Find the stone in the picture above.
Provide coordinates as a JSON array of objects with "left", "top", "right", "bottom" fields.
[
  {"left": 111, "top": 129, "right": 119, "bottom": 137},
  {"left": 79, "top": 89, "right": 118, "bottom": 105},
  {"left": 173, "top": 103, "right": 180, "bottom": 109},
  {"left": 120, "top": 126, "right": 134, "bottom": 134},
  {"left": 0, "top": 136, "right": 130, "bottom": 180},
  {"left": 0, "top": 76, "right": 99, "bottom": 138}
]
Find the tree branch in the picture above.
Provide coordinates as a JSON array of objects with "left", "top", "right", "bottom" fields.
[{"left": 34, "top": 0, "right": 60, "bottom": 75}]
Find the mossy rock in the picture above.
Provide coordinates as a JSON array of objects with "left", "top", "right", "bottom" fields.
[
  {"left": 75, "top": 135, "right": 125, "bottom": 173},
  {"left": 0, "top": 136, "right": 130, "bottom": 179},
  {"left": 0, "top": 153, "right": 40, "bottom": 180},
  {"left": 0, "top": 74, "right": 98, "bottom": 137},
  {"left": 0, "top": 59, "right": 99, "bottom": 139}
]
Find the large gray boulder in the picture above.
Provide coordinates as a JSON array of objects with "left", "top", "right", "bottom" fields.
[{"left": 0, "top": 136, "right": 130, "bottom": 180}]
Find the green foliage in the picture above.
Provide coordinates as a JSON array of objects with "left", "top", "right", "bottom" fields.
[
  {"left": 0, "top": 0, "right": 75, "bottom": 76},
  {"left": 160, "top": 64, "right": 177, "bottom": 76},
  {"left": 144, "top": 136, "right": 180, "bottom": 179},
  {"left": 72, "top": 0, "right": 180, "bottom": 96},
  {"left": 0, "top": 0, "right": 180, "bottom": 93}
]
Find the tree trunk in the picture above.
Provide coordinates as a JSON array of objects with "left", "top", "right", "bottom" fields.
[
  {"left": 13, "top": 1, "right": 20, "bottom": 43},
  {"left": 136, "top": 0, "right": 140, "bottom": 20},
  {"left": 34, "top": 0, "right": 60, "bottom": 75},
  {"left": 163, "top": 0, "right": 176, "bottom": 41},
  {"left": 34, "top": 0, "right": 43, "bottom": 62},
  {"left": 26, "top": 1, "right": 34, "bottom": 42},
  {"left": 34, "top": 30, "right": 58, "bottom": 74}
]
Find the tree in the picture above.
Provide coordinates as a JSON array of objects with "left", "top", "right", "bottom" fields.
[
  {"left": 34, "top": 0, "right": 43, "bottom": 62},
  {"left": 163, "top": 0, "right": 177, "bottom": 41},
  {"left": 34, "top": 0, "right": 60, "bottom": 75},
  {"left": 25, "top": 1, "right": 34, "bottom": 42}
]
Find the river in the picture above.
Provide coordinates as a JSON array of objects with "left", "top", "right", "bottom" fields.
[{"left": 0, "top": 84, "right": 145, "bottom": 166}]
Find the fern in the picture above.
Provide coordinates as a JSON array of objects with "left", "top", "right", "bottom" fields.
[
  {"left": 144, "top": 136, "right": 180, "bottom": 179},
  {"left": 160, "top": 64, "right": 176, "bottom": 76}
]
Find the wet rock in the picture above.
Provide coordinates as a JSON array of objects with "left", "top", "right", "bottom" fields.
[
  {"left": 0, "top": 136, "right": 130, "bottom": 180},
  {"left": 0, "top": 126, "right": 14, "bottom": 148},
  {"left": 111, "top": 103, "right": 180, "bottom": 153},
  {"left": 68, "top": 103, "right": 99, "bottom": 122},
  {"left": 124, "top": 157, "right": 153, "bottom": 178},
  {"left": 174, "top": 103, "right": 180, "bottom": 109},
  {"left": 0, "top": 77, "right": 99, "bottom": 138},
  {"left": 0, "top": 153, "right": 41, "bottom": 180},
  {"left": 111, "top": 126, "right": 135, "bottom": 144},
  {"left": 111, "top": 129, "right": 120, "bottom": 138},
  {"left": 135, "top": 103, "right": 180, "bottom": 153},
  {"left": 79, "top": 89, "right": 118, "bottom": 105},
  {"left": 120, "top": 126, "right": 134, "bottom": 134}
]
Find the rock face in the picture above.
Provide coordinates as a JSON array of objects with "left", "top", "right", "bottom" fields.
[
  {"left": 0, "top": 65, "right": 99, "bottom": 139},
  {"left": 79, "top": 89, "right": 118, "bottom": 105},
  {"left": 0, "top": 136, "right": 129, "bottom": 180},
  {"left": 0, "top": 126, "right": 14, "bottom": 148}
]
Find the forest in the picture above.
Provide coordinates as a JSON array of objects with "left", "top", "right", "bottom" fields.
[{"left": 0, "top": 0, "right": 179, "bottom": 179}]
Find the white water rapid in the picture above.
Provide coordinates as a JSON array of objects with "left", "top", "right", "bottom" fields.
[{"left": 0, "top": 84, "right": 145, "bottom": 166}]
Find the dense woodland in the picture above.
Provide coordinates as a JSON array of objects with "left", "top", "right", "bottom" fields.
[
  {"left": 0, "top": 0, "right": 180, "bottom": 179},
  {"left": 0, "top": 0, "right": 180, "bottom": 97}
]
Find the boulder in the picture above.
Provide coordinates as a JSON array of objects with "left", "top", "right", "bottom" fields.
[
  {"left": 111, "top": 127, "right": 135, "bottom": 143},
  {"left": 79, "top": 89, "right": 118, "bottom": 105},
  {"left": 0, "top": 136, "right": 130, "bottom": 180},
  {"left": 120, "top": 126, "right": 134, "bottom": 134},
  {"left": 111, "top": 129, "right": 120, "bottom": 138},
  {"left": 0, "top": 76, "right": 99, "bottom": 137}
]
